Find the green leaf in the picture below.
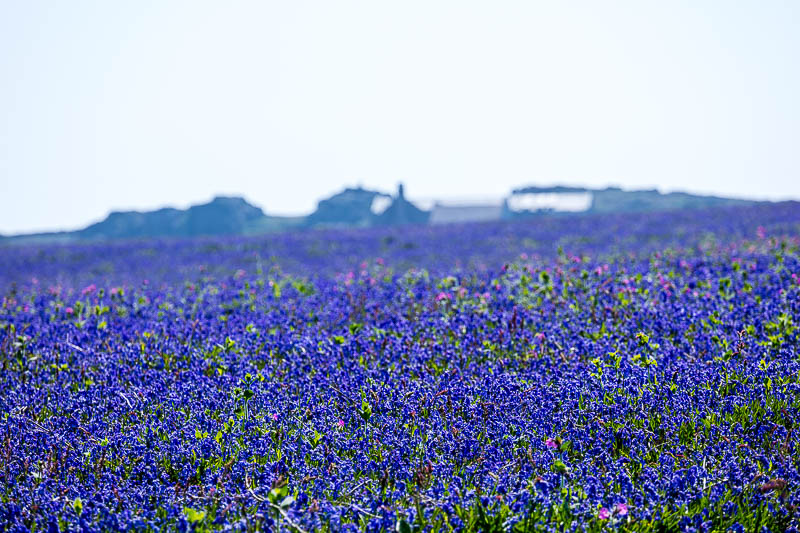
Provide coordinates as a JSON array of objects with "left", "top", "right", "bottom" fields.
[
  {"left": 268, "top": 485, "right": 288, "bottom": 504},
  {"left": 73, "top": 497, "right": 83, "bottom": 516},
  {"left": 396, "top": 518, "right": 412, "bottom": 533},
  {"left": 551, "top": 459, "right": 568, "bottom": 474},
  {"left": 183, "top": 507, "right": 206, "bottom": 523},
  {"left": 359, "top": 398, "right": 372, "bottom": 422}
]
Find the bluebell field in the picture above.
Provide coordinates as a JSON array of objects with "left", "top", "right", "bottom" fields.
[{"left": 1, "top": 203, "right": 799, "bottom": 532}]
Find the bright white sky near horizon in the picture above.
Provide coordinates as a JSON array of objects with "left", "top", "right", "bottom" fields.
[{"left": 1, "top": 1, "right": 799, "bottom": 234}]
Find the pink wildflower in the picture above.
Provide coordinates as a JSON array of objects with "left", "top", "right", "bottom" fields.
[
  {"left": 81, "top": 284, "right": 96, "bottom": 296},
  {"left": 545, "top": 437, "right": 558, "bottom": 449},
  {"left": 598, "top": 507, "right": 610, "bottom": 520},
  {"left": 65, "top": 307, "right": 74, "bottom": 315},
  {"left": 614, "top": 503, "right": 628, "bottom": 516},
  {"left": 436, "top": 292, "right": 449, "bottom": 302},
  {"left": 337, "top": 419, "right": 345, "bottom": 429}
]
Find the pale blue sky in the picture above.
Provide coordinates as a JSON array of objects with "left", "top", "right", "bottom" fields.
[{"left": 1, "top": 1, "right": 798, "bottom": 233}]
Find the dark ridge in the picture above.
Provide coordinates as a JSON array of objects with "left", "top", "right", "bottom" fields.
[{"left": 1, "top": 183, "right": 766, "bottom": 244}]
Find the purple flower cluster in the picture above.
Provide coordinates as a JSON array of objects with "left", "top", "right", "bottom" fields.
[{"left": 1, "top": 203, "right": 800, "bottom": 531}]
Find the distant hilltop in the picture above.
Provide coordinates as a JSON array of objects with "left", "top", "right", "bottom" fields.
[{"left": 2, "top": 184, "right": 760, "bottom": 243}]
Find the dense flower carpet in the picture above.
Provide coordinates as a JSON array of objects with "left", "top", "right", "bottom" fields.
[{"left": 1, "top": 203, "right": 799, "bottom": 532}]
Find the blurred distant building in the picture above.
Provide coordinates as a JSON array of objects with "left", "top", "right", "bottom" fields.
[
  {"left": 373, "top": 183, "right": 429, "bottom": 226},
  {"left": 429, "top": 202, "right": 505, "bottom": 224},
  {"left": 306, "top": 186, "right": 390, "bottom": 228},
  {"left": 427, "top": 189, "right": 595, "bottom": 224},
  {"left": 507, "top": 191, "right": 593, "bottom": 213}
]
